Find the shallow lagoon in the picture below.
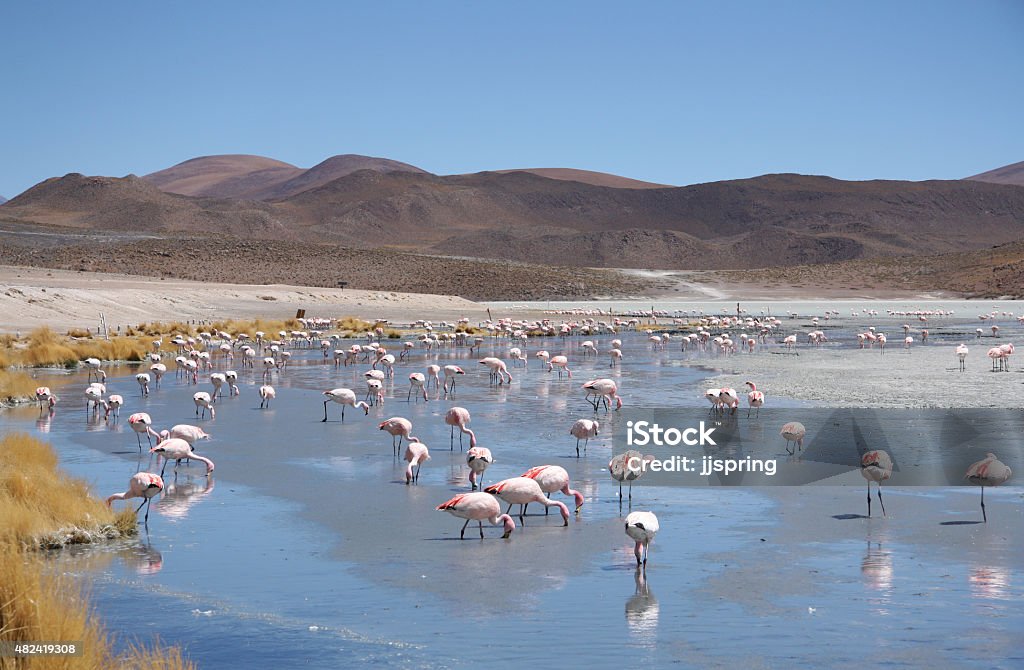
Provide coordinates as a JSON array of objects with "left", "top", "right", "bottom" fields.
[{"left": 5, "top": 307, "right": 1022, "bottom": 669}]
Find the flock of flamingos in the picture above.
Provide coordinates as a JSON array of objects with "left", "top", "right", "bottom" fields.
[{"left": 29, "top": 307, "right": 1016, "bottom": 567}]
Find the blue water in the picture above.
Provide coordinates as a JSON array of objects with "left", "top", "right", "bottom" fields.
[{"left": 5, "top": 309, "right": 1023, "bottom": 669}]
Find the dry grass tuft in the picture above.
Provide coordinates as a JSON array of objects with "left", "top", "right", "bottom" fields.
[
  {"left": 0, "top": 433, "right": 135, "bottom": 550},
  {"left": 0, "top": 370, "right": 39, "bottom": 403}
]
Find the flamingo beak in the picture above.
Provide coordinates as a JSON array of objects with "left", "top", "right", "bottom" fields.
[{"left": 501, "top": 530, "right": 512, "bottom": 539}]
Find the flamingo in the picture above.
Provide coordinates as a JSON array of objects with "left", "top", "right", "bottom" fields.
[
  {"left": 705, "top": 388, "right": 723, "bottom": 414},
  {"left": 479, "top": 357, "right": 513, "bottom": 385},
  {"left": 365, "top": 378, "right": 384, "bottom": 406},
  {"left": 965, "top": 453, "right": 1012, "bottom": 522},
  {"left": 84, "top": 385, "right": 104, "bottom": 414},
  {"left": 407, "top": 373, "right": 428, "bottom": 402},
  {"left": 150, "top": 363, "right": 167, "bottom": 389},
  {"left": 35, "top": 387, "right": 57, "bottom": 411},
  {"left": 445, "top": 407, "right": 476, "bottom": 450},
  {"left": 625, "top": 511, "right": 659, "bottom": 567},
  {"left": 583, "top": 379, "right": 622, "bottom": 411},
  {"left": 956, "top": 344, "right": 968, "bottom": 372},
  {"left": 719, "top": 387, "right": 740, "bottom": 415},
  {"left": 520, "top": 464, "right": 585, "bottom": 513},
  {"left": 83, "top": 357, "right": 104, "bottom": 382},
  {"left": 609, "top": 348, "right": 622, "bottom": 367},
  {"left": 193, "top": 392, "right": 215, "bottom": 419},
  {"left": 104, "top": 394, "right": 124, "bottom": 421},
  {"left": 225, "top": 370, "right": 239, "bottom": 396},
  {"left": 157, "top": 424, "right": 210, "bottom": 446},
  {"left": 860, "top": 450, "right": 893, "bottom": 517},
  {"left": 259, "top": 384, "right": 276, "bottom": 409},
  {"left": 781, "top": 421, "right": 806, "bottom": 454},
  {"left": 135, "top": 373, "right": 151, "bottom": 396},
  {"left": 547, "top": 355, "right": 572, "bottom": 379},
  {"left": 106, "top": 472, "right": 164, "bottom": 525},
  {"left": 210, "top": 372, "right": 226, "bottom": 399},
  {"left": 128, "top": 412, "right": 160, "bottom": 450},
  {"left": 466, "top": 446, "right": 493, "bottom": 490},
  {"left": 745, "top": 381, "right": 764, "bottom": 418},
  {"left": 398, "top": 439, "right": 430, "bottom": 484},
  {"left": 151, "top": 438, "right": 215, "bottom": 477},
  {"left": 443, "top": 365, "right": 465, "bottom": 396},
  {"left": 426, "top": 364, "right": 441, "bottom": 390},
  {"left": 484, "top": 477, "right": 570, "bottom": 524},
  {"left": 379, "top": 417, "right": 417, "bottom": 455},
  {"left": 436, "top": 492, "right": 515, "bottom": 539},
  {"left": 322, "top": 388, "right": 370, "bottom": 422},
  {"left": 581, "top": 340, "right": 597, "bottom": 356},
  {"left": 569, "top": 418, "right": 599, "bottom": 457},
  {"left": 609, "top": 450, "right": 650, "bottom": 501}
]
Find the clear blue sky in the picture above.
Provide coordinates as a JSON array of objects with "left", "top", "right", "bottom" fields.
[{"left": 2, "top": 1, "right": 1022, "bottom": 198}]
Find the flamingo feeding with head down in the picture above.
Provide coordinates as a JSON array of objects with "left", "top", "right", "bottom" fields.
[
  {"left": 956, "top": 344, "right": 968, "bottom": 372},
  {"left": 193, "top": 392, "right": 215, "bottom": 419},
  {"left": 259, "top": 384, "right": 276, "bottom": 409},
  {"left": 569, "top": 418, "right": 599, "bottom": 457},
  {"left": 520, "top": 464, "right": 585, "bottom": 513},
  {"left": 404, "top": 441, "right": 430, "bottom": 484},
  {"left": 35, "top": 387, "right": 57, "bottom": 411},
  {"left": 322, "top": 388, "right": 370, "bottom": 422},
  {"left": 151, "top": 438, "right": 215, "bottom": 478},
  {"left": 781, "top": 421, "right": 806, "bottom": 454},
  {"left": 128, "top": 412, "right": 160, "bottom": 451},
  {"left": 466, "top": 446, "right": 493, "bottom": 490},
  {"left": 583, "top": 379, "right": 622, "bottom": 411},
  {"left": 625, "top": 511, "right": 659, "bottom": 567},
  {"left": 484, "top": 477, "right": 570, "bottom": 524},
  {"left": 745, "top": 381, "right": 764, "bottom": 418},
  {"left": 436, "top": 492, "right": 515, "bottom": 539},
  {"left": 106, "top": 472, "right": 164, "bottom": 524},
  {"left": 379, "top": 417, "right": 418, "bottom": 455},
  {"left": 479, "top": 357, "right": 513, "bottom": 385},
  {"left": 445, "top": 407, "right": 476, "bottom": 450}
]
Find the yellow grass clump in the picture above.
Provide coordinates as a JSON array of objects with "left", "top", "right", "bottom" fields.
[
  {"left": 0, "top": 370, "right": 39, "bottom": 403},
  {"left": 0, "top": 433, "right": 137, "bottom": 550},
  {"left": 1, "top": 328, "right": 149, "bottom": 368},
  {"left": 335, "top": 316, "right": 375, "bottom": 333}
]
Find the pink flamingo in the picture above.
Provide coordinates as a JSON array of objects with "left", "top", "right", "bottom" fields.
[
  {"left": 781, "top": 421, "right": 806, "bottom": 454},
  {"left": 443, "top": 365, "right": 465, "bottom": 396},
  {"left": 608, "top": 348, "right": 622, "bottom": 367},
  {"left": 466, "top": 446, "right": 493, "bottom": 490},
  {"left": 965, "top": 453, "right": 1012, "bottom": 522},
  {"left": 379, "top": 416, "right": 418, "bottom": 455},
  {"left": 956, "top": 344, "right": 968, "bottom": 371},
  {"left": 158, "top": 424, "right": 210, "bottom": 446},
  {"left": 484, "top": 477, "right": 570, "bottom": 524},
  {"left": 625, "top": 511, "right": 659, "bottom": 567},
  {"left": 259, "top": 384, "right": 276, "bottom": 409},
  {"left": 436, "top": 492, "right": 515, "bottom": 539},
  {"left": 135, "top": 373, "right": 151, "bottom": 396},
  {"left": 445, "top": 407, "right": 476, "bottom": 450},
  {"left": 719, "top": 387, "right": 740, "bottom": 415},
  {"left": 744, "top": 381, "right": 764, "bottom": 418},
  {"left": 583, "top": 379, "right": 622, "bottom": 411},
  {"left": 322, "top": 388, "right": 370, "bottom": 422},
  {"left": 407, "top": 373, "right": 428, "bottom": 402},
  {"left": 569, "top": 418, "right": 600, "bottom": 457},
  {"left": 193, "top": 391, "right": 215, "bottom": 419},
  {"left": 479, "top": 357, "right": 513, "bottom": 385},
  {"left": 426, "top": 364, "right": 441, "bottom": 390},
  {"left": 404, "top": 441, "right": 430, "bottom": 484},
  {"left": 128, "top": 412, "right": 160, "bottom": 450},
  {"left": 106, "top": 472, "right": 164, "bottom": 524},
  {"left": 103, "top": 394, "right": 124, "bottom": 421},
  {"left": 520, "top": 464, "right": 585, "bottom": 513},
  {"left": 860, "top": 450, "right": 893, "bottom": 517},
  {"left": 35, "top": 386, "right": 58, "bottom": 411},
  {"left": 151, "top": 438, "right": 215, "bottom": 477},
  {"left": 548, "top": 355, "right": 572, "bottom": 378},
  {"left": 151, "top": 363, "right": 167, "bottom": 388}
]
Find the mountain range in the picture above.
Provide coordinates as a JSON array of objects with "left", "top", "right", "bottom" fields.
[{"left": 1, "top": 154, "right": 1023, "bottom": 273}]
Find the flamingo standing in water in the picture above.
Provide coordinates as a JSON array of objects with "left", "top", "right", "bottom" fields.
[
  {"left": 479, "top": 357, "right": 513, "bottom": 385},
  {"left": 860, "top": 450, "right": 893, "bottom": 517},
  {"left": 379, "top": 417, "right": 418, "bottom": 455},
  {"left": 225, "top": 370, "right": 239, "bottom": 396},
  {"left": 151, "top": 438, "right": 215, "bottom": 477},
  {"left": 151, "top": 363, "right": 167, "bottom": 389},
  {"left": 104, "top": 394, "right": 124, "bottom": 421},
  {"left": 135, "top": 373, "right": 151, "bottom": 396},
  {"left": 128, "top": 412, "right": 160, "bottom": 450},
  {"left": 193, "top": 392, "right": 215, "bottom": 419},
  {"left": 583, "top": 379, "right": 622, "bottom": 411},
  {"left": 745, "top": 381, "right": 764, "bottom": 418},
  {"left": 436, "top": 492, "right": 515, "bottom": 539},
  {"left": 484, "top": 477, "right": 570, "bottom": 524},
  {"left": 210, "top": 372, "right": 226, "bottom": 399},
  {"left": 548, "top": 355, "right": 572, "bottom": 378},
  {"left": 158, "top": 424, "right": 210, "bottom": 446},
  {"left": 106, "top": 472, "right": 164, "bottom": 524},
  {"left": 965, "top": 453, "right": 1012, "bottom": 522},
  {"left": 322, "top": 388, "right": 370, "bottom": 422},
  {"left": 407, "top": 373, "right": 428, "bottom": 402},
  {"left": 570, "top": 418, "right": 599, "bottom": 457},
  {"left": 609, "top": 450, "right": 651, "bottom": 501},
  {"left": 426, "top": 364, "right": 441, "bottom": 391},
  {"left": 445, "top": 407, "right": 476, "bottom": 450},
  {"left": 404, "top": 441, "right": 430, "bottom": 483},
  {"left": 259, "top": 384, "right": 276, "bottom": 409},
  {"left": 83, "top": 357, "right": 104, "bottom": 382},
  {"left": 520, "top": 464, "right": 585, "bottom": 513},
  {"left": 35, "top": 387, "right": 57, "bottom": 411},
  {"left": 442, "top": 365, "right": 465, "bottom": 396},
  {"left": 781, "top": 421, "right": 806, "bottom": 454},
  {"left": 466, "top": 446, "right": 493, "bottom": 490},
  {"left": 956, "top": 344, "right": 968, "bottom": 372},
  {"left": 609, "top": 348, "right": 622, "bottom": 367},
  {"left": 625, "top": 511, "right": 659, "bottom": 567}
]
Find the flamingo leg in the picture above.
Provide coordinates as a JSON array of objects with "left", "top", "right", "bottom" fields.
[
  {"left": 322, "top": 401, "right": 329, "bottom": 421},
  {"left": 981, "top": 486, "right": 987, "bottom": 523},
  {"left": 460, "top": 519, "right": 470, "bottom": 539},
  {"left": 479, "top": 521, "right": 484, "bottom": 539},
  {"left": 866, "top": 482, "right": 872, "bottom": 517},
  {"left": 576, "top": 439, "right": 580, "bottom": 458},
  {"left": 877, "top": 484, "right": 886, "bottom": 517},
  {"left": 143, "top": 499, "right": 152, "bottom": 525},
  {"left": 505, "top": 503, "right": 513, "bottom": 515},
  {"left": 135, "top": 499, "right": 148, "bottom": 513},
  {"left": 450, "top": 425, "right": 455, "bottom": 450}
]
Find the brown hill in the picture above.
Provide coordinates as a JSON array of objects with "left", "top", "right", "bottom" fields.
[
  {"left": 6, "top": 170, "right": 1024, "bottom": 271},
  {"left": 493, "top": 168, "right": 670, "bottom": 189},
  {"left": 966, "top": 160, "right": 1024, "bottom": 187},
  {"left": 142, "top": 153, "right": 428, "bottom": 200}
]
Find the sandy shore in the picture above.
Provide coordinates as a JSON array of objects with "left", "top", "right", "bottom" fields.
[{"left": 0, "top": 265, "right": 487, "bottom": 332}]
